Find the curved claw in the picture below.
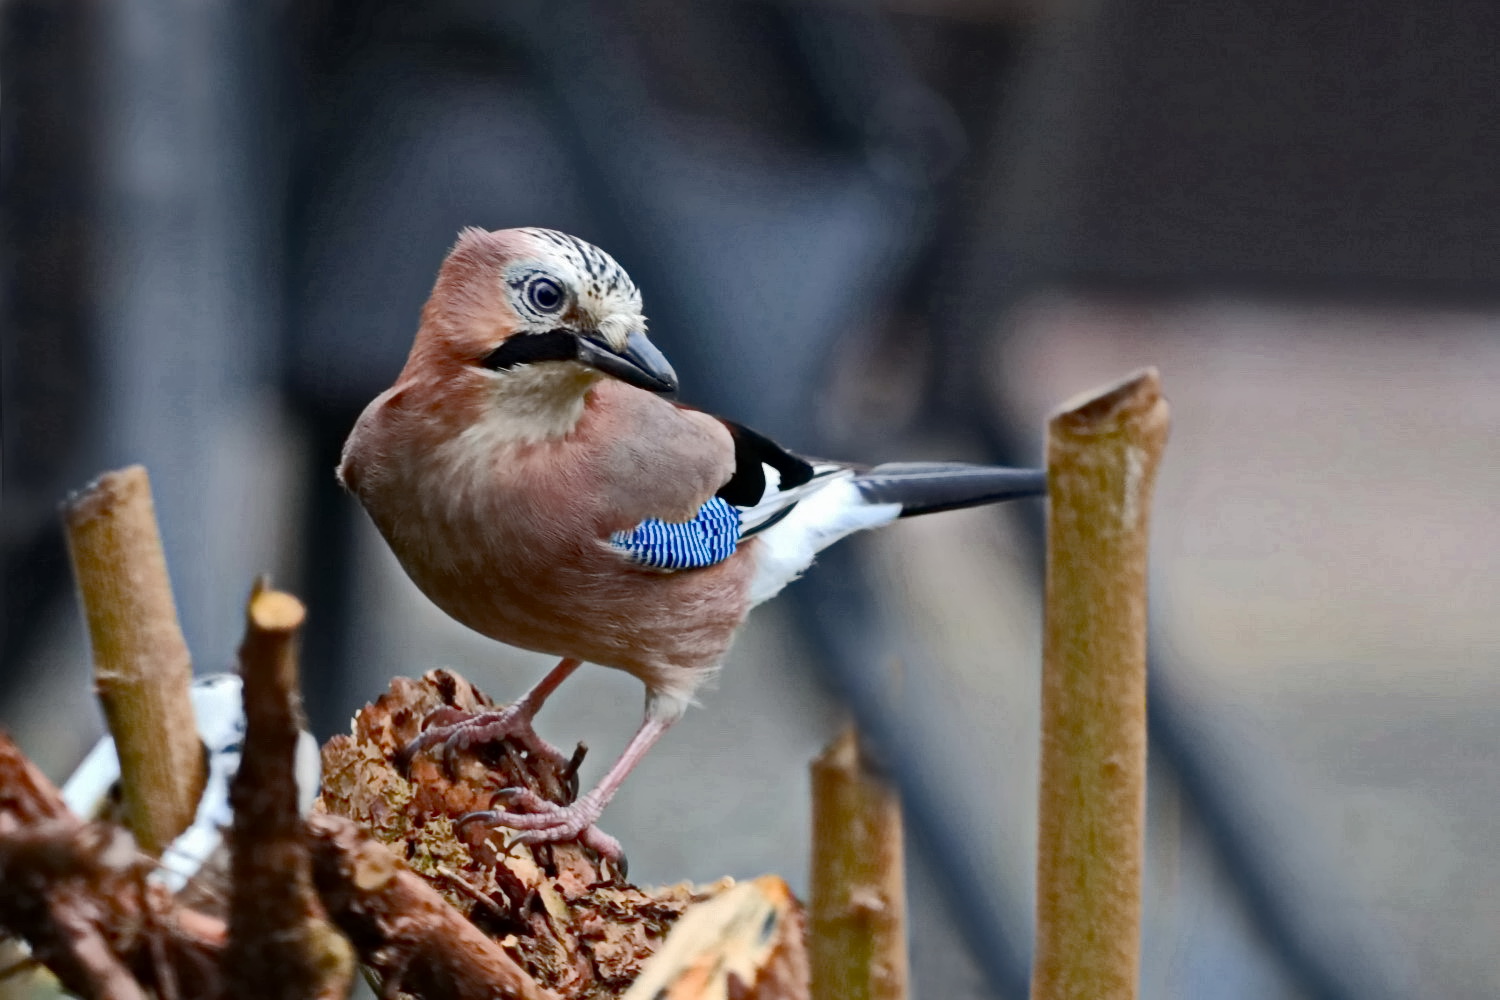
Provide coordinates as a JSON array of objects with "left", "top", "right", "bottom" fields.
[
  {"left": 509, "top": 822, "right": 625, "bottom": 865},
  {"left": 397, "top": 705, "right": 570, "bottom": 775},
  {"left": 488, "top": 786, "right": 550, "bottom": 811},
  {"left": 574, "top": 825, "right": 625, "bottom": 868},
  {"left": 456, "top": 792, "right": 620, "bottom": 862},
  {"left": 458, "top": 801, "right": 584, "bottom": 834}
]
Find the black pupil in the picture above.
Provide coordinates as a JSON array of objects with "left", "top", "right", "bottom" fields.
[{"left": 531, "top": 280, "right": 561, "bottom": 310}]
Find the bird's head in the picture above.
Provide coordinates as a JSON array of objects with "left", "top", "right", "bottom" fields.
[{"left": 410, "top": 227, "right": 678, "bottom": 401}]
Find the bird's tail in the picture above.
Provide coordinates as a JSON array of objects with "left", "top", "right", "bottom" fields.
[
  {"left": 746, "top": 462, "right": 1045, "bottom": 605},
  {"left": 852, "top": 462, "right": 1047, "bottom": 517}
]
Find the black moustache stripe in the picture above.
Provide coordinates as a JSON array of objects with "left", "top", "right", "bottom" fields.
[{"left": 479, "top": 330, "right": 581, "bottom": 370}]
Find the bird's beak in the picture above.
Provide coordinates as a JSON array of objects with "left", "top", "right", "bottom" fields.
[
  {"left": 478, "top": 327, "right": 679, "bottom": 394},
  {"left": 574, "top": 329, "right": 679, "bottom": 394}
]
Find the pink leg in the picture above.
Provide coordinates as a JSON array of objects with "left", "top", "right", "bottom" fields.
[
  {"left": 402, "top": 657, "right": 582, "bottom": 768},
  {"left": 459, "top": 713, "right": 674, "bottom": 862}
]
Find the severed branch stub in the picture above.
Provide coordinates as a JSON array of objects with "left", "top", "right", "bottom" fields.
[
  {"left": 62, "top": 465, "right": 204, "bottom": 857},
  {"left": 1031, "top": 368, "right": 1169, "bottom": 1000},
  {"left": 808, "top": 726, "right": 905, "bottom": 1000},
  {"left": 225, "top": 581, "right": 354, "bottom": 1000}
]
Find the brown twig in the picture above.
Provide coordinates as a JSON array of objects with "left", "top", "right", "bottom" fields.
[
  {"left": 62, "top": 465, "right": 204, "bottom": 855},
  {"left": 306, "top": 813, "right": 557, "bottom": 1000},
  {"left": 0, "top": 729, "right": 73, "bottom": 827},
  {"left": 225, "top": 582, "right": 354, "bottom": 1000},
  {"left": 1031, "top": 369, "right": 1169, "bottom": 1000},
  {"left": 808, "top": 726, "right": 906, "bottom": 1000},
  {"left": 0, "top": 733, "right": 228, "bottom": 1000},
  {"left": 42, "top": 891, "right": 148, "bottom": 1000}
]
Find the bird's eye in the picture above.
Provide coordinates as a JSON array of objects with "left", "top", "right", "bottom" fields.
[{"left": 526, "top": 277, "right": 565, "bottom": 313}]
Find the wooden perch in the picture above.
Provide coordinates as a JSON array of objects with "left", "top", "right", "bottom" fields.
[
  {"left": 316, "top": 671, "right": 807, "bottom": 999},
  {"left": 808, "top": 726, "right": 905, "bottom": 1000},
  {"left": 0, "top": 731, "right": 73, "bottom": 828},
  {"left": 62, "top": 465, "right": 204, "bottom": 855},
  {"left": 1031, "top": 369, "right": 1169, "bottom": 1000},
  {"left": 316, "top": 672, "right": 705, "bottom": 996},
  {"left": 4, "top": 650, "right": 810, "bottom": 999},
  {"left": 225, "top": 582, "right": 354, "bottom": 1000},
  {"left": 307, "top": 813, "right": 557, "bottom": 1000}
]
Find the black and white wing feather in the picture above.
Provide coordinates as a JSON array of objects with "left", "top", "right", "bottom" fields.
[
  {"left": 714, "top": 420, "right": 852, "bottom": 536},
  {"left": 712, "top": 418, "right": 1047, "bottom": 605},
  {"left": 715, "top": 419, "right": 1047, "bottom": 527},
  {"left": 850, "top": 462, "right": 1047, "bottom": 517},
  {"left": 610, "top": 411, "right": 1045, "bottom": 589}
]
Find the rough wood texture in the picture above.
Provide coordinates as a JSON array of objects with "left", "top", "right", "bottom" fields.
[
  {"left": 1031, "top": 369, "right": 1169, "bottom": 1000},
  {"left": 3, "top": 662, "right": 811, "bottom": 1000},
  {"left": 316, "top": 670, "right": 725, "bottom": 998},
  {"left": 61, "top": 465, "right": 204, "bottom": 855},
  {"left": 621, "top": 876, "right": 808, "bottom": 1000},
  {"left": 307, "top": 813, "right": 558, "bottom": 1000},
  {"left": 29, "top": 457, "right": 823, "bottom": 999},
  {"left": 0, "top": 733, "right": 228, "bottom": 1000},
  {"left": 808, "top": 726, "right": 905, "bottom": 1000},
  {"left": 226, "top": 583, "right": 354, "bottom": 1000}
]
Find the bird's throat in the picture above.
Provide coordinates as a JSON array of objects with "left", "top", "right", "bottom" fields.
[{"left": 481, "top": 362, "right": 601, "bottom": 444}]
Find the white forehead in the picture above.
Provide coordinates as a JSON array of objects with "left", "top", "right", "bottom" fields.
[{"left": 515, "top": 228, "right": 642, "bottom": 311}]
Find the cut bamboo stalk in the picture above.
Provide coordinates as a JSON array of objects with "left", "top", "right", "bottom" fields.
[
  {"left": 1032, "top": 368, "right": 1168, "bottom": 1000},
  {"left": 62, "top": 465, "right": 204, "bottom": 856},
  {"left": 809, "top": 725, "right": 907, "bottom": 1000}
]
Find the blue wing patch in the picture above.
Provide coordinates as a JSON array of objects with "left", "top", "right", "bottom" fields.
[{"left": 610, "top": 496, "right": 742, "bottom": 570}]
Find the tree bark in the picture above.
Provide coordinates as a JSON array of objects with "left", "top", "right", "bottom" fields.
[
  {"left": 307, "top": 814, "right": 557, "bottom": 1000},
  {"left": 1032, "top": 369, "right": 1169, "bottom": 1000},
  {"left": 0, "top": 733, "right": 228, "bottom": 1000},
  {"left": 225, "top": 582, "right": 354, "bottom": 1000},
  {"left": 62, "top": 465, "right": 203, "bottom": 856},
  {"left": 809, "top": 725, "right": 905, "bottom": 1000}
]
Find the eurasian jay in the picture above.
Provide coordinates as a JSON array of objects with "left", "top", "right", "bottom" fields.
[{"left": 339, "top": 227, "right": 1044, "bottom": 860}]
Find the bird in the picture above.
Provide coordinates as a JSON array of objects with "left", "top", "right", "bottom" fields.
[{"left": 339, "top": 226, "right": 1045, "bottom": 861}]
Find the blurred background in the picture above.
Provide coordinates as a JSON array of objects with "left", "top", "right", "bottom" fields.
[{"left": 4, "top": 0, "right": 1500, "bottom": 996}]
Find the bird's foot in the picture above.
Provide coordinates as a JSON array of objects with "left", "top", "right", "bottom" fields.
[
  {"left": 459, "top": 788, "right": 624, "bottom": 865},
  {"left": 398, "top": 703, "right": 570, "bottom": 774}
]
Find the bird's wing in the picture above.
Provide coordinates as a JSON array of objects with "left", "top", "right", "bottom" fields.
[
  {"left": 712, "top": 423, "right": 1047, "bottom": 606},
  {"left": 606, "top": 410, "right": 1046, "bottom": 578},
  {"left": 712, "top": 419, "right": 855, "bottom": 537},
  {"left": 713, "top": 421, "right": 1049, "bottom": 527},
  {"left": 607, "top": 414, "right": 848, "bottom": 572}
]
